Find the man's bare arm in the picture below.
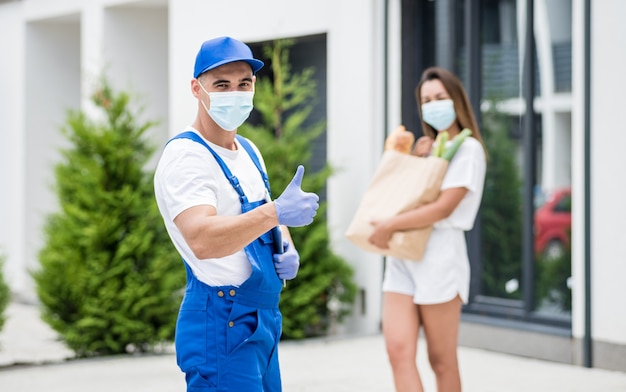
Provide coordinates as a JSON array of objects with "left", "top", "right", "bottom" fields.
[{"left": 174, "top": 202, "right": 279, "bottom": 259}]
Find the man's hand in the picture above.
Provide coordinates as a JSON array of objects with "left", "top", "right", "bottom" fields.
[
  {"left": 274, "top": 241, "right": 300, "bottom": 280},
  {"left": 274, "top": 165, "right": 319, "bottom": 227}
]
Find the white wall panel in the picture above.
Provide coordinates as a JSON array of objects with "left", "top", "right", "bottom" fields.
[
  {"left": 589, "top": 0, "right": 626, "bottom": 346},
  {"left": 0, "top": 1, "right": 26, "bottom": 297},
  {"left": 24, "top": 18, "right": 81, "bottom": 302}
]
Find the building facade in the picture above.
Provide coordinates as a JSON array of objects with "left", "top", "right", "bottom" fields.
[{"left": 0, "top": 0, "right": 624, "bottom": 371}]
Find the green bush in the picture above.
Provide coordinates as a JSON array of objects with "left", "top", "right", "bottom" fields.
[
  {"left": 0, "top": 254, "right": 10, "bottom": 332},
  {"left": 33, "top": 80, "right": 185, "bottom": 357},
  {"left": 479, "top": 107, "right": 523, "bottom": 299},
  {"left": 536, "top": 234, "right": 572, "bottom": 312},
  {"left": 240, "top": 39, "right": 357, "bottom": 339}
]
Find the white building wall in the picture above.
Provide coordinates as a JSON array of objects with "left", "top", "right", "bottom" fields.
[
  {"left": 589, "top": 0, "right": 626, "bottom": 347},
  {"left": 5, "top": 0, "right": 169, "bottom": 303},
  {"left": 0, "top": 1, "right": 27, "bottom": 299},
  {"left": 24, "top": 14, "right": 81, "bottom": 304},
  {"left": 571, "top": 0, "right": 626, "bottom": 353},
  {"left": 102, "top": 3, "right": 169, "bottom": 168}
]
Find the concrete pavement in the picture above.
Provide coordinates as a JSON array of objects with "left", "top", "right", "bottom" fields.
[{"left": 1, "top": 301, "right": 626, "bottom": 391}]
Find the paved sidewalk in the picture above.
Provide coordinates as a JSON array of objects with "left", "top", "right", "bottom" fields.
[
  {"left": 1, "top": 301, "right": 626, "bottom": 391},
  {"left": 0, "top": 301, "right": 74, "bottom": 367}
]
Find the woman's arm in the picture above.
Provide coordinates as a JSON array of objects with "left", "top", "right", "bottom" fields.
[{"left": 367, "top": 186, "right": 467, "bottom": 249}]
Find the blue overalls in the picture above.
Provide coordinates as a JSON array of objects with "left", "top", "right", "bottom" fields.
[{"left": 169, "top": 131, "right": 283, "bottom": 392}]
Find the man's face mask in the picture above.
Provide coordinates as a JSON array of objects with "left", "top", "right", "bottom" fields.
[
  {"left": 421, "top": 99, "right": 457, "bottom": 132},
  {"left": 198, "top": 82, "right": 254, "bottom": 131}
]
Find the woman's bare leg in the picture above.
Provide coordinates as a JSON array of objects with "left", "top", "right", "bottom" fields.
[
  {"left": 420, "top": 296, "right": 463, "bottom": 392},
  {"left": 382, "top": 292, "right": 423, "bottom": 392}
]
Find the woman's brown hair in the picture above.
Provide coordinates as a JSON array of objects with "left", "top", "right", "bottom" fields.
[{"left": 415, "top": 67, "right": 487, "bottom": 154}]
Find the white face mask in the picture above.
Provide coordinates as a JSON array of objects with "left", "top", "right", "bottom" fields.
[
  {"left": 421, "top": 99, "right": 457, "bottom": 131},
  {"left": 198, "top": 82, "right": 254, "bottom": 131}
]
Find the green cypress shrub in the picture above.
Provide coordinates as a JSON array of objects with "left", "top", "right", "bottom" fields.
[
  {"left": 240, "top": 39, "right": 357, "bottom": 339},
  {"left": 33, "top": 80, "right": 184, "bottom": 357},
  {"left": 0, "top": 253, "right": 10, "bottom": 332},
  {"left": 536, "top": 231, "right": 572, "bottom": 312},
  {"left": 479, "top": 107, "right": 523, "bottom": 299}
]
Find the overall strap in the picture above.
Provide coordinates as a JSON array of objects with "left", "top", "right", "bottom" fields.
[{"left": 235, "top": 134, "right": 272, "bottom": 197}]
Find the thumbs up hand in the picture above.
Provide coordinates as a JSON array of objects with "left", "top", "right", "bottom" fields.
[{"left": 274, "top": 165, "right": 319, "bottom": 227}]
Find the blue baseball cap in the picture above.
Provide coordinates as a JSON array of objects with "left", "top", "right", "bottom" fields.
[{"left": 193, "top": 36, "right": 264, "bottom": 78}]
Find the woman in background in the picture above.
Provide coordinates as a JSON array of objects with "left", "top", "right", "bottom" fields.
[{"left": 368, "top": 67, "right": 487, "bottom": 392}]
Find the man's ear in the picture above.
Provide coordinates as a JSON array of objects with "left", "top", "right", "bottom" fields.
[{"left": 190, "top": 79, "right": 202, "bottom": 99}]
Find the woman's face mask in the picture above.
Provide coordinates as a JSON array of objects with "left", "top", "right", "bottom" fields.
[
  {"left": 198, "top": 82, "right": 254, "bottom": 131},
  {"left": 421, "top": 99, "right": 457, "bottom": 131}
]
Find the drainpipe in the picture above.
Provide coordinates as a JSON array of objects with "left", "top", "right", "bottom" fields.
[{"left": 583, "top": 0, "right": 592, "bottom": 369}]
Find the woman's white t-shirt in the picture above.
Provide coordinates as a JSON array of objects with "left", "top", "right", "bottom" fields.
[
  {"left": 153, "top": 128, "right": 268, "bottom": 287},
  {"left": 382, "top": 136, "right": 486, "bottom": 304}
]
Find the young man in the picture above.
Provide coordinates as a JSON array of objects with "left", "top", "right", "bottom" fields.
[{"left": 154, "top": 36, "right": 319, "bottom": 391}]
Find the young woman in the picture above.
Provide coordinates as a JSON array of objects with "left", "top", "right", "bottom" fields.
[{"left": 368, "top": 67, "right": 487, "bottom": 392}]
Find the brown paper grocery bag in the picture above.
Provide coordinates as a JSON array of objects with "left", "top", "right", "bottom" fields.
[{"left": 345, "top": 150, "right": 448, "bottom": 261}]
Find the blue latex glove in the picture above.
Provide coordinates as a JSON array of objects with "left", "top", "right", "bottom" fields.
[
  {"left": 274, "top": 165, "right": 320, "bottom": 227},
  {"left": 273, "top": 240, "right": 300, "bottom": 280}
]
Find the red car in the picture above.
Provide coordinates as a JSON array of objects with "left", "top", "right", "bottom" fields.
[{"left": 534, "top": 187, "right": 571, "bottom": 259}]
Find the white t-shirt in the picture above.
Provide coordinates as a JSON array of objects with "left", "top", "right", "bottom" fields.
[
  {"left": 435, "top": 136, "right": 486, "bottom": 230},
  {"left": 382, "top": 136, "right": 486, "bottom": 304},
  {"left": 153, "top": 127, "right": 268, "bottom": 287}
]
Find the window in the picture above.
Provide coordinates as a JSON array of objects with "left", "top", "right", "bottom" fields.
[{"left": 402, "top": 0, "right": 573, "bottom": 327}]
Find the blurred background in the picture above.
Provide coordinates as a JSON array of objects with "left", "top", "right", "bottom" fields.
[{"left": 0, "top": 0, "right": 624, "bottom": 372}]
